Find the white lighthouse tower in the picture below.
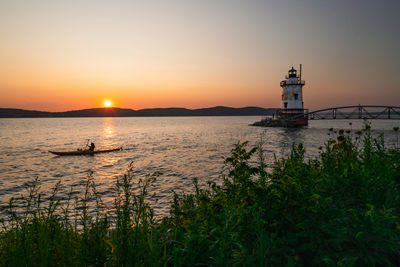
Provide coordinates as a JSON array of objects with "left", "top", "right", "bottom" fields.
[{"left": 279, "top": 64, "right": 308, "bottom": 126}]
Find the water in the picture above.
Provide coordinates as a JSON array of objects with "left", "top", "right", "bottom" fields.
[{"left": 0, "top": 117, "right": 398, "bottom": 216}]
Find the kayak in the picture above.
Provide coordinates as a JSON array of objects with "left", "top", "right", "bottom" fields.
[{"left": 49, "top": 146, "right": 122, "bottom": 156}]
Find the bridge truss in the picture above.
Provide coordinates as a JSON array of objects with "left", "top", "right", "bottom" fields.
[{"left": 288, "top": 106, "right": 400, "bottom": 121}]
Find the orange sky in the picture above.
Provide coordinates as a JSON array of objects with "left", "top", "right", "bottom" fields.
[{"left": 1, "top": 1, "right": 399, "bottom": 112}]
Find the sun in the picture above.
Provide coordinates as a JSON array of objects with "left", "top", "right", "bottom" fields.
[{"left": 103, "top": 100, "right": 113, "bottom": 108}]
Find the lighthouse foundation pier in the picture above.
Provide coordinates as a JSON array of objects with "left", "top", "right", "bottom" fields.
[
  {"left": 251, "top": 119, "right": 308, "bottom": 127},
  {"left": 251, "top": 110, "right": 308, "bottom": 128},
  {"left": 251, "top": 117, "right": 291, "bottom": 127}
]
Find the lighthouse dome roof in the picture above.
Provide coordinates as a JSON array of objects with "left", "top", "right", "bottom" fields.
[{"left": 288, "top": 67, "right": 297, "bottom": 78}]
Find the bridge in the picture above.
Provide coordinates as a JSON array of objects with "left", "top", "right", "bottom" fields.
[{"left": 288, "top": 105, "right": 400, "bottom": 121}]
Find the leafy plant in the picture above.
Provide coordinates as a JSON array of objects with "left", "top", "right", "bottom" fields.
[{"left": 1, "top": 125, "right": 399, "bottom": 266}]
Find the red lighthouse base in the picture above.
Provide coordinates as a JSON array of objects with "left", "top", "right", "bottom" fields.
[
  {"left": 278, "top": 109, "right": 308, "bottom": 126},
  {"left": 292, "top": 118, "right": 308, "bottom": 126}
]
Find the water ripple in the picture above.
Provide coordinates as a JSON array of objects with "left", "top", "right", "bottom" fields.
[{"left": 0, "top": 117, "right": 398, "bottom": 217}]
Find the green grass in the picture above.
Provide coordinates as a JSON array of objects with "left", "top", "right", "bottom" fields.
[{"left": 1, "top": 124, "right": 400, "bottom": 266}]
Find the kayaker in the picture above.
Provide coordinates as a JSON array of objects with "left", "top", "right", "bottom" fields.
[{"left": 89, "top": 142, "right": 95, "bottom": 151}]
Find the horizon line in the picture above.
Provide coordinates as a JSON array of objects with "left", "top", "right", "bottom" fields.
[{"left": 0, "top": 105, "right": 279, "bottom": 113}]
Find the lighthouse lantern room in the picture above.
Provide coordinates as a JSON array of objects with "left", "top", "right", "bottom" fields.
[{"left": 278, "top": 64, "right": 308, "bottom": 126}]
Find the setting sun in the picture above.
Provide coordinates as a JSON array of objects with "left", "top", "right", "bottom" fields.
[{"left": 103, "top": 100, "right": 113, "bottom": 108}]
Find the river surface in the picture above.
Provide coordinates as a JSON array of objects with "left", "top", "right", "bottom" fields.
[{"left": 0, "top": 117, "right": 399, "bottom": 217}]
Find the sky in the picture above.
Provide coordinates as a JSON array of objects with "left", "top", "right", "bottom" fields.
[{"left": 0, "top": 0, "right": 399, "bottom": 111}]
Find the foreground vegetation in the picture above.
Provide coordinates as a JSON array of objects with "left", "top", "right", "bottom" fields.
[{"left": 1, "top": 125, "right": 400, "bottom": 266}]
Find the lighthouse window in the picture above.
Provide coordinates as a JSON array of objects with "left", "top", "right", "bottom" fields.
[{"left": 294, "top": 93, "right": 298, "bottom": 100}]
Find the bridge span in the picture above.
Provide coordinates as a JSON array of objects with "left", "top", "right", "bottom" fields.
[{"left": 289, "top": 105, "right": 400, "bottom": 121}]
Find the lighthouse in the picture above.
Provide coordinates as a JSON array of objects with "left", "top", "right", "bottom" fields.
[
  {"left": 251, "top": 64, "right": 308, "bottom": 127},
  {"left": 278, "top": 64, "right": 308, "bottom": 126}
]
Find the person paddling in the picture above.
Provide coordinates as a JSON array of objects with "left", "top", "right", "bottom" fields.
[{"left": 88, "top": 142, "right": 95, "bottom": 151}]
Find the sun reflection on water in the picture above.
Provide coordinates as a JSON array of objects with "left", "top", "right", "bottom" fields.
[{"left": 103, "top": 118, "right": 114, "bottom": 139}]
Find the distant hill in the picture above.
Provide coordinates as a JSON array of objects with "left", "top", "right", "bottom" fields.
[
  {"left": 0, "top": 109, "right": 54, "bottom": 118},
  {"left": 0, "top": 106, "right": 279, "bottom": 118}
]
